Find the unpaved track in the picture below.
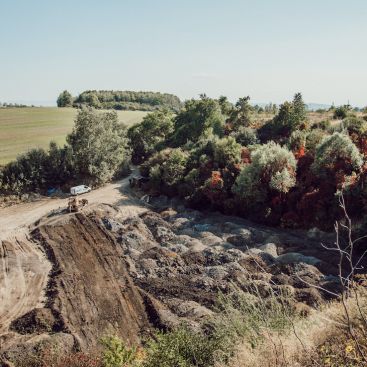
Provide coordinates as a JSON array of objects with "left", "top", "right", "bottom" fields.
[
  {"left": 0, "top": 236, "right": 51, "bottom": 334},
  {"left": 0, "top": 174, "right": 145, "bottom": 242},
  {"left": 0, "top": 172, "right": 147, "bottom": 338}
]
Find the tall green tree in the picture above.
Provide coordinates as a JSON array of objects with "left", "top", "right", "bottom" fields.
[
  {"left": 229, "top": 96, "right": 254, "bottom": 129},
  {"left": 127, "top": 109, "right": 174, "bottom": 164},
  {"left": 171, "top": 95, "right": 225, "bottom": 146},
  {"left": 57, "top": 90, "right": 73, "bottom": 107},
  {"left": 67, "top": 109, "right": 128, "bottom": 184}
]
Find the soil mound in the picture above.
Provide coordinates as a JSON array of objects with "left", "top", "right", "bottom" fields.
[{"left": 2, "top": 204, "right": 341, "bottom": 360}]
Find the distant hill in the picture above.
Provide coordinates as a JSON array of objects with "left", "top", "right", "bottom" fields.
[
  {"left": 306, "top": 103, "right": 332, "bottom": 111},
  {"left": 251, "top": 101, "right": 332, "bottom": 111},
  {"left": 73, "top": 90, "right": 182, "bottom": 112}
]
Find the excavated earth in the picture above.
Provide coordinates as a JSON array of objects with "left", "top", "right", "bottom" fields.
[{"left": 1, "top": 202, "right": 341, "bottom": 363}]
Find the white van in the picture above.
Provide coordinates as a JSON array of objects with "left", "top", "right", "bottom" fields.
[{"left": 70, "top": 185, "right": 92, "bottom": 196}]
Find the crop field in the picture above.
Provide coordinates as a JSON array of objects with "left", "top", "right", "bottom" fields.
[{"left": 0, "top": 107, "right": 147, "bottom": 165}]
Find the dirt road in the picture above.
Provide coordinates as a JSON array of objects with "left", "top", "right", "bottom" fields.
[
  {"left": 0, "top": 172, "right": 147, "bottom": 338},
  {"left": 0, "top": 174, "right": 146, "bottom": 242}
]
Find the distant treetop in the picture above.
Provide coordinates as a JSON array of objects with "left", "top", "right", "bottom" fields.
[{"left": 68, "top": 90, "right": 182, "bottom": 112}]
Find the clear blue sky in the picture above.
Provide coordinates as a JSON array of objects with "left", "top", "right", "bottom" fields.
[{"left": 1, "top": 0, "right": 367, "bottom": 106}]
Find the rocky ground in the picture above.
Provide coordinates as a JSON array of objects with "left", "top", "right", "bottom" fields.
[{"left": 1, "top": 199, "right": 342, "bottom": 363}]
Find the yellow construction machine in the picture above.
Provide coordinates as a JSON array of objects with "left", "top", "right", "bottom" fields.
[{"left": 67, "top": 196, "right": 88, "bottom": 212}]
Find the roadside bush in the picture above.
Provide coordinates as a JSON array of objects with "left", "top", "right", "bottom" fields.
[
  {"left": 128, "top": 109, "right": 174, "bottom": 164},
  {"left": 0, "top": 148, "right": 50, "bottom": 195},
  {"left": 67, "top": 109, "right": 129, "bottom": 185},
  {"left": 142, "top": 148, "right": 188, "bottom": 193},
  {"left": 0, "top": 108, "right": 129, "bottom": 195}
]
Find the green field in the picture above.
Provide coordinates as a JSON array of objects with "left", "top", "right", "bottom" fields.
[{"left": 0, "top": 107, "right": 147, "bottom": 165}]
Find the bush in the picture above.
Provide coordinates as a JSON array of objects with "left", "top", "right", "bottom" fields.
[
  {"left": 230, "top": 126, "right": 259, "bottom": 146},
  {"left": 311, "top": 132, "right": 363, "bottom": 180},
  {"left": 171, "top": 96, "right": 225, "bottom": 146},
  {"left": 101, "top": 335, "right": 138, "bottom": 367},
  {"left": 212, "top": 136, "right": 241, "bottom": 168},
  {"left": 143, "top": 325, "right": 225, "bottom": 367},
  {"left": 258, "top": 93, "right": 307, "bottom": 142},
  {"left": 311, "top": 119, "right": 331, "bottom": 130},
  {"left": 333, "top": 105, "right": 351, "bottom": 119},
  {"left": 142, "top": 148, "right": 188, "bottom": 192},
  {"left": 305, "top": 129, "right": 326, "bottom": 156},
  {"left": 143, "top": 287, "right": 296, "bottom": 367},
  {"left": 233, "top": 142, "right": 297, "bottom": 205},
  {"left": 288, "top": 130, "right": 306, "bottom": 158},
  {"left": 127, "top": 109, "right": 174, "bottom": 164}
]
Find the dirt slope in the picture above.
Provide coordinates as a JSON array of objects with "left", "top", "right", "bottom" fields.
[
  {"left": 0, "top": 237, "right": 51, "bottom": 335},
  {"left": 0, "top": 172, "right": 148, "bottom": 353},
  {"left": 29, "top": 211, "right": 152, "bottom": 349}
]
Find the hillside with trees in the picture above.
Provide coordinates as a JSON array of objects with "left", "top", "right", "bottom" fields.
[
  {"left": 130, "top": 93, "right": 367, "bottom": 231},
  {"left": 57, "top": 90, "right": 182, "bottom": 112}
]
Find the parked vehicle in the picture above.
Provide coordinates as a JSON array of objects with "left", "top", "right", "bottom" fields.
[{"left": 70, "top": 185, "right": 91, "bottom": 196}]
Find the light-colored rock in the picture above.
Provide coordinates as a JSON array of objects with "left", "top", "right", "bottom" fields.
[
  {"left": 276, "top": 252, "right": 321, "bottom": 266},
  {"left": 258, "top": 243, "right": 278, "bottom": 258}
]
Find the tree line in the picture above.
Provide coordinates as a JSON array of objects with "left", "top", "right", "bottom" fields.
[
  {"left": 2, "top": 92, "right": 367, "bottom": 230},
  {"left": 130, "top": 93, "right": 367, "bottom": 230},
  {"left": 57, "top": 90, "right": 182, "bottom": 112}
]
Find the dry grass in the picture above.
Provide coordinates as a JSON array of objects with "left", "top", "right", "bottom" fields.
[
  {"left": 222, "top": 292, "right": 367, "bottom": 367},
  {"left": 0, "top": 107, "right": 147, "bottom": 165}
]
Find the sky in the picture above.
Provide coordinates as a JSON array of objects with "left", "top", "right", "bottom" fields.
[{"left": 1, "top": 0, "right": 367, "bottom": 106}]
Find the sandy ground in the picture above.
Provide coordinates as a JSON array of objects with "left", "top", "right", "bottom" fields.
[
  {"left": 0, "top": 173, "right": 146, "bottom": 242},
  {"left": 0, "top": 172, "right": 147, "bottom": 338}
]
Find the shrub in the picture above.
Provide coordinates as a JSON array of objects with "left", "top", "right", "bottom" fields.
[
  {"left": 212, "top": 136, "right": 241, "bottom": 168},
  {"left": 230, "top": 126, "right": 259, "bottom": 146},
  {"left": 333, "top": 105, "right": 351, "bottom": 119},
  {"left": 305, "top": 129, "right": 326, "bottom": 156},
  {"left": 127, "top": 109, "right": 174, "bottom": 164},
  {"left": 171, "top": 96, "right": 225, "bottom": 146},
  {"left": 142, "top": 148, "right": 188, "bottom": 192},
  {"left": 259, "top": 93, "right": 307, "bottom": 142},
  {"left": 288, "top": 130, "right": 306, "bottom": 158},
  {"left": 311, "top": 132, "right": 363, "bottom": 180},
  {"left": 143, "top": 325, "right": 224, "bottom": 367},
  {"left": 101, "top": 335, "right": 137, "bottom": 367},
  {"left": 233, "top": 142, "right": 297, "bottom": 204},
  {"left": 312, "top": 119, "right": 331, "bottom": 130},
  {"left": 343, "top": 116, "right": 367, "bottom": 137}
]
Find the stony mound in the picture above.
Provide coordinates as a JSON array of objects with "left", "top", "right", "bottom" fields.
[{"left": 2, "top": 204, "right": 342, "bottom": 361}]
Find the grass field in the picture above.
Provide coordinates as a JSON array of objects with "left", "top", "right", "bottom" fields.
[{"left": 0, "top": 107, "right": 147, "bottom": 165}]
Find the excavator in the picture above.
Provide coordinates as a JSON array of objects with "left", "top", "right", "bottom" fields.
[{"left": 67, "top": 196, "right": 88, "bottom": 213}]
